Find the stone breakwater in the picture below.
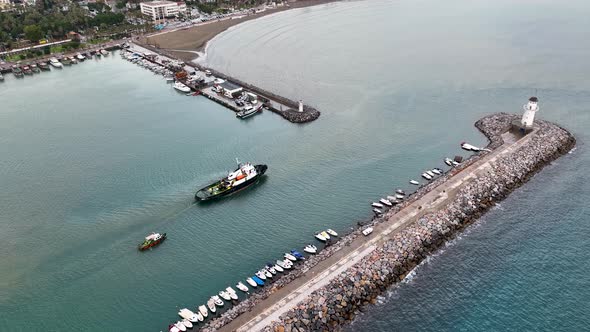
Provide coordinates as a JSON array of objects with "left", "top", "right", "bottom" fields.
[{"left": 200, "top": 113, "right": 574, "bottom": 331}]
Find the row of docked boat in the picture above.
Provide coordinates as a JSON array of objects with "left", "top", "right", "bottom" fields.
[
  {"left": 372, "top": 189, "right": 406, "bottom": 215},
  {"left": 8, "top": 49, "right": 111, "bottom": 78},
  {"left": 120, "top": 50, "right": 183, "bottom": 91},
  {"left": 167, "top": 228, "right": 338, "bottom": 331}
]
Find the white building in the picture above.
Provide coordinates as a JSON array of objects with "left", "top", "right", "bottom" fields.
[
  {"left": 140, "top": 1, "right": 187, "bottom": 21},
  {"left": 521, "top": 96, "right": 539, "bottom": 128}
]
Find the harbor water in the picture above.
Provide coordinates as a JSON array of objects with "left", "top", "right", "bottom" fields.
[{"left": 1, "top": 0, "right": 590, "bottom": 331}]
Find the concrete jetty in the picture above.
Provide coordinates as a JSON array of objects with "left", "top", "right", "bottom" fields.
[{"left": 197, "top": 113, "right": 574, "bottom": 331}]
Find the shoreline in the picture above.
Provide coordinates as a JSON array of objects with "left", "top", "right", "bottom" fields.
[
  {"left": 139, "top": 0, "right": 343, "bottom": 64},
  {"left": 196, "top": 113, "right": 575, "bottom": 331}
]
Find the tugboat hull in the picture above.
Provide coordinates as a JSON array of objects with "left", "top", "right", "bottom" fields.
[{"left": 195, "top": 165, "right": 267, "bottom": 201}]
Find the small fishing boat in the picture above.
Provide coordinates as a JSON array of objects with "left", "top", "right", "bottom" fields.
[
  {"left": 263, "top": 269, "right": 273, "bottom": 278},
  {"left": 444, "top": 158, "right": 453, "bottom": 166},
  {"left": 22, "top": 65, "right": 33, "bottom": 75},
  {"left": 453, "top": 160, "right": 460, "bottom": 166},
  {"left": 226, "top": 287, "right": 238, "bottom": 300},
  {"left": 175, "top": 321, "right": 187, "bottom": 332},
  {"left": 362, "top": 227, "right": 374, "bottom": 236},
  {"left": 461, "top": 142, "right": 481, "bottom": 151},
  {"left": 373, "top": 208, "right": 383, "bottom": 215},
  {"left": 421, "top": 173, "right": 432, "bottom": 180},
  {"left": 198, "top": 305, "right": 208, "bottom": 318},
  {"left": 181, "top": 319, "right": 192, "bottom": 329},
  {"left": 284, "top": 253, "right": 297, "bottom": 261},
  {"left": 276, "top": 260, "right": 291, "bottom": 269},
  {"left": 396, "top": 194, "right": 404, "bottom": 200},
  {"left": 410, "top": 180, "right": 420, "bottom": 185},
  {"left": 326, "top": 229, "right": 338, "bottom": 237},
  {"left": 265, "top": 264, "right": 277, "bottom": 274},
  {"left": 49, "top": 57, "right": 63, "bottom": 68},
  {"left": 212, "top": 295, "right": 224, "bottom": 307},
  {"left": 61, "top": 57, "right": 72, "bottom": 66},
  {"left": 273, "top": 263, "right": 284, "bottom": 272},
  {"left": 252, "top": 275, "right": 265, "bottom": 286},
  {"left": 76, "top": 53, "right": 85, "bottom": 61},
  {"left": 38, "top": 62, "right": 50, "bottom": 71},
  {"left": 236, "top": 281, "right": 249, "bottom": 292},
  {"left": 218, "top": 290, "right": 231, "bottom": 301},
  {"left": 255, "top": 271, "right": 267, "bottom": 280},
  {"left": 70, "top": 56, "right": 78, "bottom": 64},
  {"left": 379, "top": 198, "right": 393, "bottom": 206},
  {"left": 304, "top": 244, "right": 318, "bottom": 254},
  {"left": 138, "top": 232, "right": 166, "bottom": 251},
  {"left": 426, "top": 170, "right": 435, "bottom": 177},
  {"left": 169, "top": 324, "right": 181, "bottom": 332},
  {"left": 100, "top": 49, "right": 109, "bottom": 56},
  {"left": 31, "top": 64, "right": 40, "bottom": 73},
  {"left": 432, "top": 169, "right": 442, "bottom": 175},
  {"left": 12, "top": 65, "right": 23, "bottom": 77},
  {"left": 387, "top": 196, "right": 398, "bottom": 203},
  {"left": 290, "top": 249, "right": 305, "bottom": 260},
  {"left": 434, "top": 167, "right": 443, "bottom": 173},
  {"left": 396, "top": 189, "right": 405, "bottom": 195},
  {"left": 178, "top": 308, "right": 200, "bottom": 323},
  {"left": 371, "top": 202, "right": 384, "bottom": 208},
  {"left": 315, "top": 232, "right": 327, "bottom": 242},
  {"left": 246, "top": 278, "right": 257, "bottom": 287},
  {"left": 320, "top": 231, "right": 330, "bottom": 240},
  {"left": 207, "top": 298, "right": 217, "bottom": 313}
]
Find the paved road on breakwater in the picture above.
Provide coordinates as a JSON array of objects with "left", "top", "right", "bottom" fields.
[{"left": 222, "top": 129, "right": 535, "bottom": 332}]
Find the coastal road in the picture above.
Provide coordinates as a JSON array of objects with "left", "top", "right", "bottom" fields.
[{"left": 222, "top": 130, "right": 535, "bottom": 332}]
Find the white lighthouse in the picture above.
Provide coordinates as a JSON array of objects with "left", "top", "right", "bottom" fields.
[
  {"left": 521, "top": 96, "right": 539, "bottom": 128},
  {"left": 298, "top": 100, "right": 304, "bottom": 113}
]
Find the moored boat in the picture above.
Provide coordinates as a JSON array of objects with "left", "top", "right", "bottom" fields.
[
  {"left": 61, "top": 57, "right": 72, "bottom": 66},
  {"left": 212, "top": 295, "right": 224, "bottom": 306},
  {"left": 49, "top": 57, "right": 63, "bottom": 68},
  {"left": 169, "top": 324, "right": 181, "bottom": 332},
  {"left": 226, "top": 286, "right": 238, "bottom": 300},
  {"left": 173, "top": 81, "right": 191, "bottom": 93},
  {"left": 0, "top": 73, "right": 3, "bottom": 81},
  {"left": 284, "top": 253, "right": 297, "bottom": 261},
  {"left": 76, "top": 53, "right": 85, "bottom": 61},
  {"left": 421, "top": 173, "right": 432, "bottom": 180},
  {"left": 181, "top": 319, "right": 192, "bottom": 329},
  {"left": 379, "top": 198, "right": 392, "bottom": 206},
  {"left": 276, "top": 260, "right": 291, "bottom": 269},
  {"left": 362, "top": 227, "right": 374, "bottom": 236},
  {"left": 263, "top": 269, "right": 273, "bottom": 278},
  {"left": 326, "top": 229, "right": 338, "bottom": 237},
  {"left": 31, "top": 64, "right": 40, "bottom": 73},
  {"left": 315, "top": 232, "right": 327, "bottom": 242},
  {"left": 178, "top": 308, "right": 199, "bottom": 323},
  {"left": 236, "top": 281, "right": 249, "bottom": 292},
  {"left": 198, "top": 305, "right": 208, "bottom": 318},
  {"left": 38, "top": 62, "right": 50, "bottom": 70},
  {"left": 304, "top": 244, "right": 317, "bottom": 254},
  {"left": 373, "top": 208, "right": 383, "bottom": 215},
  {"left": 272, "top": 263, "right": 284, "bottom": 272},
  {"left": 100, "top": 49, "right": 109, "bottom": 56},
  {"left": 265, "top": 264, "right": 277, "bottom": 274},
  {"left": 22, "top": 65, "right": 33, "bottom": 75},
  {"left": 207, "top": 298, "right": 217, "bottom": 313},
  {"left": 410, "top": 180, "right": 420, "bottom": 185},
  {"left": 218, "top": 290, "right": 231, "bottom": 301},
  {"left": 175, "top": 321, "right": 187, "bottom": 332},
  {"left": 236, "top": 103, "right": 263, "bottom": 119},
  {"left": 246, "top": 277, "right": 257, "bottom": 287},
  {"left": 387, "top": 196, "right": 398, "bottom": 203},
  {"left": 138, "top": 232, "right": 166, "bottom": 251},
  {"left": 70, "top": 56, "right": 78, "bottom": 64},
  {"left": 320, "top": 231, "right": 330, "bottom": 240},
  {"left": 395, "top": 194, "right": 404, "bottom": 200},
  {"left": 444, "top": 158, "right": 453, "bottom": 166},
  {"left": 255, "top": 271, "right": 266, "bottom": 280},
  {"left": 290, "top": 249, "right": 305, "bottom": 260},
  {"left": 426, "top": 170, "right": 435, "bottom": 177},
  {"left": 371, "top": 202, "right": 384, "bottom": 208},
  {"left": 252, "top": 275, "right": 265, "bottom": 286},
  {"left": 396, "top": 189, "right": 405, "bottom": 195},
  {"left": 11, "top": 65, "right": 23, "bottom": 77},
  {"left": 195, "top": 161, "right": 267, "bottom": 201}
]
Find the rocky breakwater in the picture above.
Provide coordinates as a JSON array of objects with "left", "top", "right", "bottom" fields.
[
  {"left": 258, "top": 113, "right": 575, "bottom": 331},
  {"left": 199, "top": 113, "right": 574, "bottom": 332}
]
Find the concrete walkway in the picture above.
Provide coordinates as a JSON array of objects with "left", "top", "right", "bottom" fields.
[{"left": 221, "top": 129, "right": 536, "bottom": 332}]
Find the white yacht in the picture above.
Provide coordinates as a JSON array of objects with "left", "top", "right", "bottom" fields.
[
  {"left": 49, "top": 57, "right": 63, "bottom": 68},
  {"left": 173, "top": 81, "right": 191, "bottom": 93}
]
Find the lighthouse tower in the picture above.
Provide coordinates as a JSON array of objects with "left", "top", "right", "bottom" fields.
[
  {"left": 521, "top": 96, "right": 539, "bottom": 128},
  {"left": 298, "top": 100, "right": 304, "bottom": 113}
]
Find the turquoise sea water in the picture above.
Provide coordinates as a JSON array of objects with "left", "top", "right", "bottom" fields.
[{"left": 1, "top": 0, "right": 589, "bottom": 331}]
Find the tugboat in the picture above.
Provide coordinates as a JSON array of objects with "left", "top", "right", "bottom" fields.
[
  {"left": 138, "top": 232, "right": 167, "bottom": 251},
  {"left": 195, "top": 160, "right": 267, "bottom": 201}
]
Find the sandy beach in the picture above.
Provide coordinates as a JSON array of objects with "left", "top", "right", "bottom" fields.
[{"left": 139, "top": 0, "right": 341, "bottom": 63}]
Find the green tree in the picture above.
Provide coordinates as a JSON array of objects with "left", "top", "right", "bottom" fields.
[{"left": 24, "top": 25, "right": 43, "bottom": 42}]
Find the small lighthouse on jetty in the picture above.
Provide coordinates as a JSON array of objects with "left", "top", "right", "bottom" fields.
[
  {"left": 512, "top": 96, "right": 539, "bottom": 135},
  {"left": 298, "top": 100, "right": 304, "bottom": 113}
]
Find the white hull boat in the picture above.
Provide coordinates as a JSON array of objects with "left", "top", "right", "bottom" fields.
[
  {"left": 373, "top": 208, "right": 383, "bottom": 214},
  {"left": 173, "top": 82, "right": 191, "bottom": 93},
  {"left": 266, "top": 266, "right": 277, "bottom": 274},
  {"left": 362, "top": 227, "right": 374, "bottom": 236},
  {"left": 410, "top": 180, "right": 420, "bottom": 185},
  {"left": 396, "top": 194, "right": 404, "bottom": 200},
  {"left": 273, "top": 264, "right": 284, "bottom": 272},
  {"left": 421, "top": 173, "right": 432, "bottom": 180},
  {"left": 320, "top": 231, "right": 331, "bottom": 240},
  {"left": 444, "top": 158, "right": 453, "bottom": 166},
  {"left": 76, "top": 53, "right": 85, "bottom": 60},
  {"left": 326, "top": 229, "right": 338, "bottom": 237},
  {"left": 181, "top": 319, "right": 193, "bottom": 329},
  {"left": 387, "top": 196, "right": 398, "bottom": 203},
  {"left": 226, "top": 287, "right": 238, "bottom": 300},
  {"left": 175, "top": 321, "right": 187, "bottom": 332},
  {"left": 219, "top": 290, "right": 231, "bottom": 301},
  {"left": 178, "top": 308, "right": 199, "bottom": 323},
  {"left": 255, "top": 271, "right": 267, "bottom": 280},
  {"left": 246, "top": 278, "right": 257, "bottom": 287},
  {"left": 236, "top": 282, "right": 249, "bottom": 292},
  {"left": 432, "top": 169, "right": 442, "bottom": 175},
  {"left": 49, "top": 58, "right": 62, "bottom": 68},
  {"left": 372, "top": 202, "right": 384, "bottom": 208},
  {"left": 461, "top": 142, "right": 481, "bottom": 151},
  {"left": 284, "top": 253, "right": 297, "bottom": 261},
  {"left": 277, "top": 259, "right": 292, "bottom": 269},
  {"left": 212, "top": 295, "right": 224, "bottom": 307},
  {"left": 396, "top": 189, "right": 405, "bottom": 195},
  {"left": 315, "top": 233, "right": 327, "bottom": 242},
  {"left": 198, "top": 305, "right": 208, "bottom": 318},
  {"left": 169, "top": 325, "right": 181, "bottom": 332},
  {"left": 100, "top": 49, "right": 109, "bottom": 56},
  {"left": 304, "top": 245, "right": 318, "bottom": 254},
  {"left": 379, "top": 198, "right": 392, "bottom": 206},
  {"left": 426, "top": 170, "right": 435, "bottom": 177},
  {"left": 207, "top": 299, "right": 217, "bottom": 313}
]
